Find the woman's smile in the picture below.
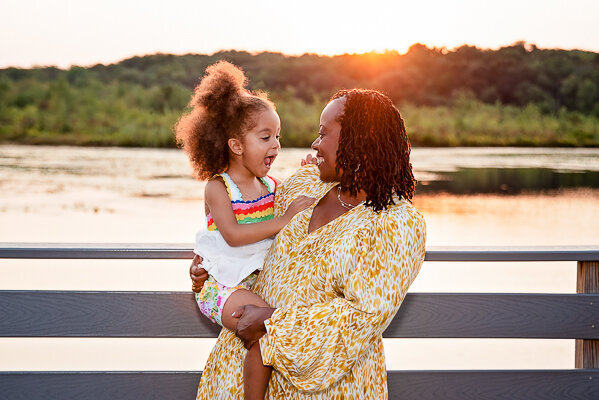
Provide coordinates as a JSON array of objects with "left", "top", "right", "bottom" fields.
[
  {"left": 312, "top": 97, "right": 344, "bottom": 182},
  {"left": 315, "top": 154, "right": 324, "bottom": 166}
]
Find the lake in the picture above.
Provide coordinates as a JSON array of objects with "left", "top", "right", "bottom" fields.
[{"left": 1, "top": 145, "right": 598, "bottom": 372}]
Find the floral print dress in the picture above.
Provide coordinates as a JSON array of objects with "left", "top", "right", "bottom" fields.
[{"left": 196, "top": 164, "right": 426, "bottom": 399}]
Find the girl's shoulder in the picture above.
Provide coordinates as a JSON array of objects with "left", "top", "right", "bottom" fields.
[
  {"left": 204, "top": 177, "right": 228, "bottom": 198},
  {"left": 206, "top": 172, "right": 242, "bottom": 202},
  {"left": 260, "top": 175, "right": 278, "bottom": 194}
]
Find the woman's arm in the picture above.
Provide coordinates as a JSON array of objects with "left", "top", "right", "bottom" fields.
[
  {"left": 190, "top": 255, "right": 208, "bottom": 292},
  {"left": 205, "top": 179, "right": 314, "bottom": 247},
  {"left": 248, "top": 209, "right": 426, "bottom": 392},
  {"left": 231, "top": 304, "right": 275, "bottom": 349}
]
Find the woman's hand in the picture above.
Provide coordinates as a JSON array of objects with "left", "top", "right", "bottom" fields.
[
  {"left": 232, "top": 305, "right": 275, "bottom": 349},
  {"left": 300, "top": 153, "right": 319, "bottom": 167},
  {"left": 190, "top": 254, "right": 208, "bottom": 292}
]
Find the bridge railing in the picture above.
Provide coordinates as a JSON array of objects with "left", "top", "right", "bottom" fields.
[{"left": 0, "top": 244, "right": 598, "bottom": 400}]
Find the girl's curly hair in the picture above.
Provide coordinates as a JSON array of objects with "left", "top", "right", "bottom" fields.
[
  {"left": 174, "top": 61, "right": 275, "bottom": 180},
  {"left": 331, "top": 89, "right": 416, "bottom": 212}
]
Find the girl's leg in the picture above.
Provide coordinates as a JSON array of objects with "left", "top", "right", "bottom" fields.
[
  {"left": 221, "top": 289, "right": 272, "bottom": 400},
  {"left": 221, "top": 288, "right": 269, "bottom": 331},
  {"left": 244, "top": 341, "right": 272, "bottom": 400}
]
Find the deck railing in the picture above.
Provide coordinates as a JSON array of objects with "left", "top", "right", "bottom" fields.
[{"left": 0, "top": 244, "right": 598, "bottom": 400}]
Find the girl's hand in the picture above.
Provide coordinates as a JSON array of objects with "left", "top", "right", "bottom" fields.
[
  {"left": 232, "top": 305, "right": 276, "bottom": 349},
  {"left": 285, "top": 195, "right": 316, "bottom": 217},
  {"left": 190, "top": 254, "right": 208, "bottom": 292},
  {"left": 300, "top": 153, "right": 319, "bottom": 166}
]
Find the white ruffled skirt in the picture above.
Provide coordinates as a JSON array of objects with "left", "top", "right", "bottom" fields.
[{"left": 193, "top": 229, "right": 273, "bottom": 287}]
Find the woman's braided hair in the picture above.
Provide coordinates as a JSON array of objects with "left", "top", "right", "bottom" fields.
[
  {"left": 174, "top": 61, "right": 274, "bottom": 180},
  {"left": 331, "top": 89, "right": 415, "bottom": 212}
]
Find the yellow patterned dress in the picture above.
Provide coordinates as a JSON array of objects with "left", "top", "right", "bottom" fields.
[{"left": 196, "top": 164, "right": 426, "bottom": 400}]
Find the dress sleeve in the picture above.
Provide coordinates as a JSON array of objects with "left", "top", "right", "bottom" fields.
[{"left": 259, "top": 206, "right": 426, "bottom": 392}]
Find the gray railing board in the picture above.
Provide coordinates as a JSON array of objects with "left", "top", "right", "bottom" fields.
[
  {"left": 0, "top": 371, "right": 201, "bottom": 400},
  {"left": 387, "top": 369, "right": 599, "bottom": 400},
  {"left": 1, "top": 243, "right": 598, "bottom": 261},
  {"left": 1, "top": 370, "right": 597, "bottom": 400},
  {"left": 0, "top": 243, "right": 194, "bottom": 260},
  {"left": 425, "top": 246, "right": 599, "bottom": 262},
  {"left": 2, "top": 291, "right": 597, "bottom": 339},
  {"left": 387, "top": 293, "right": 599, "bottom": 339},
  {"left": 0, "top": 291, "right": 220, "bottom": 338}
]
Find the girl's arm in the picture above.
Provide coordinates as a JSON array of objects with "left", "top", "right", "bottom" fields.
[{"left": 205, "top": 179, "right": 314, "bottom": 247}]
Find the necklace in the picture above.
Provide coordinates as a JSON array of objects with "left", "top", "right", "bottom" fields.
[{"left": 337, "top": 186, "right": 364, "bottom": 210}]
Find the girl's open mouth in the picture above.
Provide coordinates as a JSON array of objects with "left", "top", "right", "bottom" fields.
[{"left": 264, "top": 155, "right": 276, "bottom": 168}]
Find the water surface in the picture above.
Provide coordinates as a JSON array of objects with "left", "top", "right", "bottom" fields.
[{"left": 1, "top": 145, "right": 598, "bottom": 372}]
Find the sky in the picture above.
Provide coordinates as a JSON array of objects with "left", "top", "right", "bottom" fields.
[{"left": 1, "top": 0, "right": 598, "bottom": 69}]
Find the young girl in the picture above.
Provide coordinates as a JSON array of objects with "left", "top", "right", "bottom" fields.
[{"left": 174, "top": 61, "right": 314, "bottom": 400}]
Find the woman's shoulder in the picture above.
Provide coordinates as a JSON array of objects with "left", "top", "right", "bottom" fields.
[
  {"left": 273, "top": 164, "right": 329, "bottom": 215},
  {"left": 352, "top": 201, "right": 426, "bottom": 268},
  {"left": 363, "top": 199, "right": 426, "bottom": 239},
  {"left": 281, "top": 164, "right": 320, "bottom": 187},
  {"left": 277, "top": 164, "right": 327, "bottom": 197},
  {"left": 388, "top": 198, "right": 425, "bottom": 224}
]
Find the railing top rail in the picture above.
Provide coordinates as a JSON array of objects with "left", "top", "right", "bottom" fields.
[{"left": 0, "top": 243, "right": 598, "bottom": 261}]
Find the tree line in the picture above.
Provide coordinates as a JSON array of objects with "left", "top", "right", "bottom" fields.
[{"left": 1, "top": 42, "right": 598, "bottom": 147}]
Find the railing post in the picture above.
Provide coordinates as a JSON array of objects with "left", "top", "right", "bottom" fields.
[{"left": 575, "top": 260, "right": 599, "bottom": 368}]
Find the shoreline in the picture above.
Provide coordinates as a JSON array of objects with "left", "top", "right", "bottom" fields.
[{"left": 2, "top": 140, "right": 599, "bottom": 149}]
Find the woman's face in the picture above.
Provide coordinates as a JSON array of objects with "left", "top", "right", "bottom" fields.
[{"left": 312, "top": 97, "right": 345, "bottom": 182}]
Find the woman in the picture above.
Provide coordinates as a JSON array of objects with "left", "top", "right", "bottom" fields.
[{"left": 190, "top": 89, "right": 426, "bottom": 399}]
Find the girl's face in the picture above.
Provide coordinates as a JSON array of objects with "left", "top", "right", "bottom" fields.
[
  {"left": 239, "top": 108, "right": 281, "bottom": 178},
  {"left": 312, "top": 97, "right": 345, "bottom": 182}
]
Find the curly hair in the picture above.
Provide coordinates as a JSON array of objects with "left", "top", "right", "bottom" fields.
[
  {"left": 174, "top": 61, "right": 275, "bottom": 180},
  {"left": 331, "top": 89, "right": 416, "bottom": 212}
]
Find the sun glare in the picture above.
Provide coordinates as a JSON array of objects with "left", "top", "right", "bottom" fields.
[
  {"left": 268, "top": 1, "right": 454, "bottom": 56},
  {"left": 1, "top": 0, "right": 599, "bottom": 68}
]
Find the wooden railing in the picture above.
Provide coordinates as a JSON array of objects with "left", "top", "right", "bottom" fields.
[{"left": 0, "top": 244, "right": 598, "bottom": 400}]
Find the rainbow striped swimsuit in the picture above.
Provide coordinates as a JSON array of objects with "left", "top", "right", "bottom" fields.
[
  {"left": 195, "top": 172, "right": 276, "bottom": 326},
  {"left": 206, "top": 172, "right": 276, "bottom": 231}
]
